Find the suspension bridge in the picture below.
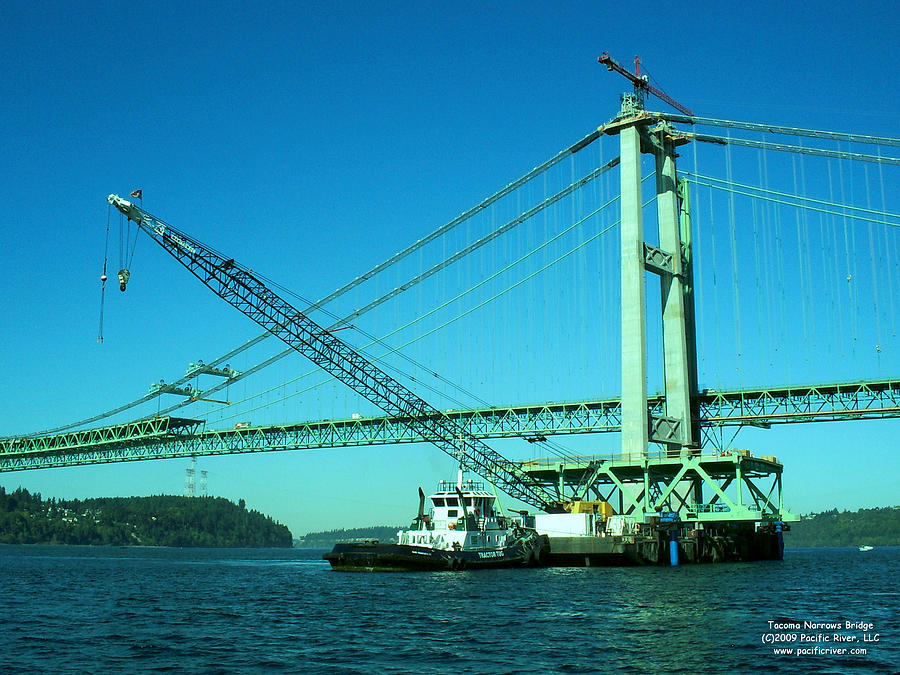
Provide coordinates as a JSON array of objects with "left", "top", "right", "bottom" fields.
[{"left": 2, "top": 62, "right": 898, "bottom": 546}]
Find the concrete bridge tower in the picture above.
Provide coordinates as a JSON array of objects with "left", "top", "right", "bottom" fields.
[{"left": 612, "top": 95, "right": 698, "bottom": 463}]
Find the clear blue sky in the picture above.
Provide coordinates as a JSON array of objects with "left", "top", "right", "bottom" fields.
[{"left": 1, "top": 1, "right": 897, "bottom": 535}]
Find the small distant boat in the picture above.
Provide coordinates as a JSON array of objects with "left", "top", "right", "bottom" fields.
[{"left": 858, "top": 545, "right": 874, "bottom": 552}]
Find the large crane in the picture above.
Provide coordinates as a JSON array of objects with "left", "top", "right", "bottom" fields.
[
  {"left": 107, "top": 194, "right": 562, "bottom": 512},
  {"left": 598, "top": 51, "right": 693, "bottom": 117}
]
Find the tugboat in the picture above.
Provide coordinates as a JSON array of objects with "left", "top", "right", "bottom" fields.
[{"left": 324, "top": 476, "right": 550, "bottom": 571}]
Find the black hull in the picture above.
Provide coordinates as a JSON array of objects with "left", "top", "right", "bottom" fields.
[{"left": 324, "top": 535, "right": 550, "bottom": 572}]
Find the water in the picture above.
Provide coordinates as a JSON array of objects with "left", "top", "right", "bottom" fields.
[{"left": 1, "top": 545, "right": 896, "bottom": 673}]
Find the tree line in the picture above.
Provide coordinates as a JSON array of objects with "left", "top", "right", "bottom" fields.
[
  {"left": 0, "top": 486, "right": 293, "bottom": 548},
  {"left": 784, "top": 506, "right": 899, "bottom": 547},
  {"left": 296, "top": 525, "right": 404, "bottom": 548}
]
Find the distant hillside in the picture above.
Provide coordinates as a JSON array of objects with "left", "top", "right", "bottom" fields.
[
  {"left": 784, "top": 506, "right": 899, "bottom": 547},
  {"left": 0, "top": 486, "right": 293, "bottom": 548},
  {"left": 296, "top": 525, "right": 404, "bottom": 548}
]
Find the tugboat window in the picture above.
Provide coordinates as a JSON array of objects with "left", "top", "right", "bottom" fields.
[
  {"left": 448, "top": 509, "right": 458, "bottom": 517},
  {"left": 433, "top": 498, "right": 445, "bottom": 506},
  {"left": 447, "top": 498, "right": 458, "bottom": 506}
]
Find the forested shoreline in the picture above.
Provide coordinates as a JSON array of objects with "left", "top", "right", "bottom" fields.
[
  {"left": 784, "top": 506, "right": 899, "bottom": 547},
  {"left": 0, "top": 487, "right": 293, "bottom": 547},
  {"left": 295, "top": 525, "right": 404, "bottom": 548},
  {"left": 4, "top": 485, "right": 893, "bottom": 550}
]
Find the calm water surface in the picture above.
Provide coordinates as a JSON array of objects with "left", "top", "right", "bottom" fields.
[{"left": 1, "top": 545, "right": 896, "bottom": 673}]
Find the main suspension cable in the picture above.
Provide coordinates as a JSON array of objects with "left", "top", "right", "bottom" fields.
[
  {"left": 661, "top": 113, "right": 900, "bottom": 148},
  {"left": 27, "top": 133, "right": 606, "bottom": 436},
  {"left": 153, "top": 196, "right": 622, "bottom": 422},
  {"left": 204, "top": 208, "right": 622, "bottom": 430},
  {"left": 686, "top": 133, "right": 900, "bottom": 165},
  {"left": 682, "top": 173, "right": 899, "bottom": 228}
]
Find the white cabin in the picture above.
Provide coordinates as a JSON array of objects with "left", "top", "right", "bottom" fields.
[{"left": 397, "top": 479, "right": 522, "bottom": 552}]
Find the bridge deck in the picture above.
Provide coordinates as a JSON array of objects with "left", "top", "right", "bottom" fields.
[{"left": 1, "top": 378, "right": 897, "bottom": 472}]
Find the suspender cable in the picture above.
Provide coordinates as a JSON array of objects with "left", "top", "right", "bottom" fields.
[
  {"left": 305, "top": 128, "right": 603, "bottom": 314},
  {"left": 838, "top": 147, "right": 859, "bottom": 356},
  {"left": 751, "top": 151, "right": 766, "bottom": 378},
  {"left": 707, "top": 183, "right": 722, "bottom": 390},
  {"left": 30, "top": 133, "right": 606, "bottom": 436},
  {"left": 876, "top": 146, "right": 897, "bottom": 339},
  {"left": 725, "top": 135, "right": 743, "bottom": 383},
  {"left": 334, "top": 160, "right": 619, "bottom": 329},
  {"left": 691, "top": 142, "right": 706, "bottom": 383},
  {"left": 826, "top": 161, "right": 846, "bottom": 359},
  {"left": 165, "top": 197, "right": 622, "bottom": 424},
  {"left": 792, "top": 145, "right": 811, "bottom": 362},
  {"left": 864, "top": 163, "right": 883, "bottom": 368},
  {"left": 758, "top": 145, "right": 776, "bottom": 369},
  {"left": 143, "top": 169, "right": 621, "bottom": 421}
]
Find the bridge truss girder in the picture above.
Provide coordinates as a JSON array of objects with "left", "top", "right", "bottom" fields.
[
  {"left": 701, "top": 379, "right": 900, "bottom": 423},
  {"left": 1, "top": 379, "right": 897, "bottom": 473}
]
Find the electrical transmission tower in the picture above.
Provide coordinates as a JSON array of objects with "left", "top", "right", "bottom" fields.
[{"left": 185, "top": 456, "right": 197, "bottom": 497}]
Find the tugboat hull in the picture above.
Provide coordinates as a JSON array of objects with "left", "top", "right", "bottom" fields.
[{"left": 324, "top": 534, "right": 550, "bottom": 572}]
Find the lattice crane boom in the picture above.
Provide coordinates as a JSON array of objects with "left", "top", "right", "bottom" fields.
[
  {"left": 598, "top": 51, "right": 694, "bottom": 116},
  {"left": 106, "top": 194, "right": 562, "bottom": 512}
]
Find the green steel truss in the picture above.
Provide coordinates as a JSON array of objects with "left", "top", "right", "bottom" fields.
[
  {"left": 700, "top": 379, "right": 900, "bottom": 424},
  {"left": 520, "top": 451, "right": 800, "bottom": 524},
  {"left": 1, "top": 379, "right": 897, "bottom": 473}
]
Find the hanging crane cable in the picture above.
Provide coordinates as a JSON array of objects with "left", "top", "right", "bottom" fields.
[
  {"left": 117, "top": 189, "right": 142, "bottom": 291},
  {"left": 97, "top": 206, "right": 112, "bottom": 342},
  {"left": 117, "top": 211, "right": 129, "bottom": 291}
]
